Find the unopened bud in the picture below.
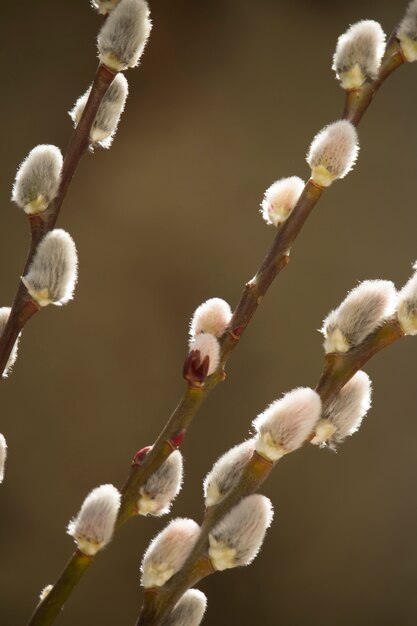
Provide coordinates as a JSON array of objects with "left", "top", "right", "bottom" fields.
[
  {"left": 69, "top": 74, "right": 129, "bottom": 149},
  {"left": 0, "top": 434, "right": 7, "bottom": 484},
  {"left": 203, "top": 439, "right": 255, "bottom": 507},
  {"left": 261, "top": 176, "right": 304, "bottom": 227},
  {"left": 397, "top": 261, "right": 417, "bottom": 335},
  {"left": 141, "top": 518, "right": 200, "bottom": 588},
  {"left": 22, "top": 229, "right": 78, "bottom": 307},
  {"left": 306, "top": 120, "right": 359, "bottom": 187},
  {"left": 322, "top": 280, "right": 397, "bottom": 353},
  {"left": 12, "top": 145, "right": 63, "bottom": 215},
  {"left": 208, "top": 494, "right": 273, "bottom": 571},
  {"left": 253, "top": 388, "right": 321, "bottom": 461},
  {"left": 332, "top": 20, "right": 386, "bottom": 90},
  {"left": 67, "top": 484, "right": 121, "bottom": 556},
  {"left": 0, "top": 308, "right": 20, "bottom": 377},
  {"left": 137, "top": 450, "right": 183, "bottom": 516},
  {"left": 189, "top": 298, "right": 232, "bottom": 339},
  {"left": 97, "top": 0, "right": 152, "bottom": 71},
  {"left": 91, "top": 0, "right": 121, "bottom": 14},
  {"left": 184, "top": 333, "right": 221, "bottom": 385},
  {"left": 312, "top": 371, "right": 372, "bottom": 447},
  {"left": 397, "top": 0, "right": 417, "bottom": 62},
  {"left": 162, "top": 589, "right": 207, "bottom": 626},
  {"left": 39, "top": 585, "right": 53, "bottom": 601}
]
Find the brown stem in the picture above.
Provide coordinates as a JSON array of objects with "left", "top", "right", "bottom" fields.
[
  {"left": 120, "top": 31, "right": 412, "bottom": 538},
  {"left": 119, "top": 34, "right": 412, "bottom": 530},
  {"left": 316, "top": 317, "right": 404, "bottom": 404},
  {"left": 140, "top": 318, "right": 405, "bottom": 624},
  {"left": 223, "top": 180, "right": 323, "bottom": 352},
  {"left": 46, "top": 64, "right": 116, "bottom": 231},
  {"left": 135, "top": 557, "right": 214, "bottom": 626},
  {"left": 117, "top": 180, "right": 324, "bottom": 526},
  {"left": 117, "top": 26, "right": 411, "bottom": 540},
  {"left": 117, "top": 383, "right": 212, "bottom": 526},
  {"left": 0, "top": 292, "right": 39, "bottom": 375},
  {"left": 23, "top": 14, "right": 412, "bottom": 626},
  {"left": 0, "top": 63, "right": 116, "bottom": 378},
  {"left": 342, "top": 36, "right": 405, "bottom": 126}
]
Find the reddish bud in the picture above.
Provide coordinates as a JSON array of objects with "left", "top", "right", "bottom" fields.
[
  {"left": 231, "top": 324, "right": 244, "bottom": 339},
  {"left": 132, "top": 446, "right": 151, "bottom": 465},
  {"left": 183, "top": 349, "right": 209, "bottom": 386},
  {"left": 169, "top": 431, "right": 186, "bottom": 449}
]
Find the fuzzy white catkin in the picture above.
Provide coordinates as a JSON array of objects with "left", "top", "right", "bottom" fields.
[
  {"left": 0, "top": 308, "right": 20, "bottom": 377},
  {"left": 322, "top": 280, "right": 397, "bottom": 354},
  {"left": 189, "top": 298, "right": 232, "bottom": 339},
  {"left": 188, "top": 333, "right": 221, "bottom": 376},
  {"left": 203, "top": 439, "right": 255, "bottom": 507},
  {"left": 67, "top": 484, "right": 121, "bottom": 555},
  {"left": 141, "top": 518, "right": 200, "bottom": 588},
  {"left": 0, "top": 434, "right": 7, "bottom": 484},
  {"left": 97, "top": 0, "right": 152, "bottom": 71},
  {"left": 208, "top": 494, "right": 273, "bottom": 571},
  {"left": 137, "top": 450, "right": 183, "bottom": 516},
  {"left": 253, "top": 388, "right": 322, "bottom": 461},
  {"left": 12, "top": 145, "right": 63, "bottom": 215},
  {"left": 162, "top": 590, "right": 207, "bottom": 626},
  {"left": 397, "top": 0, "right": 417, "bottom": 62},
  {"left": 397, "top": 261, "right": 417, "bottom": 335},
  {"left": 39, "top": 585, "right": 53, "bottom": 601},
  {"left": 306, "top": 120, "right": 359, "bottom": 187},
  {"left": 21, "top": 229, "right": 78, "bottom": 307},
  {"left": 69, "top": 74, "right": 129, "bottom": 149},
  {"left": 332, "top": 20, "right": 386, "bottom": 90},
  {"left": 261, "top": 176, "right": 304, "bottom": 227},
  {"left": 312, "top": 371, "right": 372, "bottom": 447},
  {"left": 91, "top": 0, "right": 121, "bottom": 14}
]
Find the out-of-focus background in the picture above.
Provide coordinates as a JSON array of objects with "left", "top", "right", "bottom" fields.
[{"left": 1, "top": 1, "right": 417, "bottom": 625}]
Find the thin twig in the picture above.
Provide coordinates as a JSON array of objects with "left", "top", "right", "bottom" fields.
[
  {"left": 26, "top": 21, "right": 409, "bottom": 626},
  {"left": 118, "top": 178, "right": 323, "bottom": 523},
  {"left": 342, "top": 34, "right": 405, "bottom": 126},
  {"left": 136, "top": 318, "right": 405, "bottom": 625},
  {"left": 118, "top": 34, "right": 406, "bottom": 525},
  {"left": 27, "top": 551, "right": 93, "bottom": 626},
  {"left": 0, "top": 63, "right": 116, "bottom": 376}
]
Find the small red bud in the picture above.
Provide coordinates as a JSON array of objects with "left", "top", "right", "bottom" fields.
[
  {"left": 132, "top": 446, "right": 151, "bottom": 465},
  {"left": 231, "top": 324, "right": 244, "bottom": 339},
  {"left": 169, "top": 431, "right": 186, "bottom": 449},
  {"left": 183, "top": 349, "right": 209, "bottom": 386}
]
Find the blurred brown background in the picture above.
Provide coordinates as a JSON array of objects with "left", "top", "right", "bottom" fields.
[{"left": 1, "top": 1, "right": 417, "bottom": 625}]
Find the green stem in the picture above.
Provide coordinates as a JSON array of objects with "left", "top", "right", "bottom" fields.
[{"left": 27, "top": 551, "right": 93, "bottom": 626}]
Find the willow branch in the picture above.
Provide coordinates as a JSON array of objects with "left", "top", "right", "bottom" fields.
[
  {"left": 137, "top": 317, "right": 405, "bottom": 625},
  {"left": 118, "top": 178, "right": 323, "bottom": 523},
  {"left": 0, "top": 63, "right": 116, "bottom": 377},
  {"left": 26, "top": 23, "right": 409, "bottom": 626},
  {"left": 27, "top": 551, "right": 93, "bottom": 626},
  {"left": 343, "top": 34, "right": 405, "bottom": 126},
  {"left": 117, "top": 35, "right": 407, "bottom": 524}
]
